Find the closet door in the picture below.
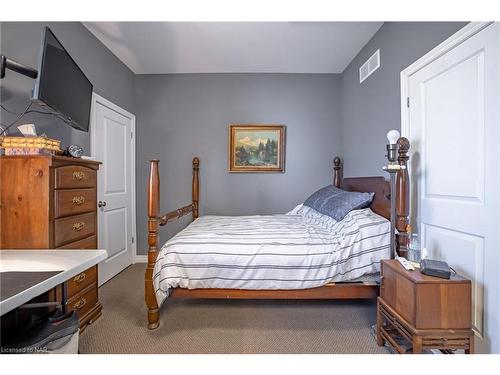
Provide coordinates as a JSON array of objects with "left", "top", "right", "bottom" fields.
[
  {"left": 406, "top": 23, "right": 499, "bottom": 353},
  {"left": 91, "top": 94, "right": 136, "bottom": 286}
]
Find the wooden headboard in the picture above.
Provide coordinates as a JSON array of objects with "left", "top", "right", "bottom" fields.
[
  {"left": 332, "top": 137, "right": 410, "bottom": 257},
  {"left": 340, "top": 176, "right": 391, "bottom": 220}
]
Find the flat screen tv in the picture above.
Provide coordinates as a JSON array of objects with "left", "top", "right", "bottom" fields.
[{"left": 32, "top": 27, "right": 93, "bottom": 132}]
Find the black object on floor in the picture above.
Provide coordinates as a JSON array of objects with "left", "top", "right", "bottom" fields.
[{"left": 1, "top": 309, "right": 79, "bottom": 353}]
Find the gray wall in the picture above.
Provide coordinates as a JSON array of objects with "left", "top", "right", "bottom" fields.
[
  {"left": 135, "top": 73, "right": 341, "bottom": 254},
  {"left": 0, "top": 22, "right": 134, "bottom": 152},
  {"left": 1, "top": 21, "right": 470, "bottom": 255},
  {"left": 340, "top": 22, "right": 467, "bottom": 177}
]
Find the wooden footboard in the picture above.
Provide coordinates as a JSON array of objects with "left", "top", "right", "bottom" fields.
[{"left": 145, "top": 157, "right": 199, "bottom": 329}]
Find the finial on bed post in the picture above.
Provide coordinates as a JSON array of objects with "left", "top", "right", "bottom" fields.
[
  {"left": 333, "top": 156, "right": 342, "bottom": 188},
  {"left": 146, "top": 159, "right": 160, "bottom": 329},
  {"left": 192, "top": 157, "right": 200, "bottom": 220},
  {"left": 396, "top": 138, "right": 410, "bottom": 258}
]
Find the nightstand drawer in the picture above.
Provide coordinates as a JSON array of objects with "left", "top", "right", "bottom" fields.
[
  {"left": 381, "top": 263, "right": 416, "bottom": 325},
  {"left": 54, "top": 212, "right": 96, "bottom": 247},
  {"left": 54, "top": 188, "right": 96, "bottom": 218},
  {"left": 55, "top": 165, "right": 96, "bottom": 189},
  {"left": 66, "top": 266, "right": 97, "bottom": 298}
]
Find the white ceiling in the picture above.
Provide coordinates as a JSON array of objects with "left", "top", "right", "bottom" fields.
[{"left": 83, "top": 22, "right": 383, "bottom": 74}]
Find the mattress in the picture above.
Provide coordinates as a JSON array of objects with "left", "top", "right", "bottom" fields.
[{"left": 153, "top": 207, "right": 390, "bottom": 306}]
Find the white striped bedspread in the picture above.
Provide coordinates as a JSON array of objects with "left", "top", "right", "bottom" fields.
[{"left": 153, "top": 206, "right": 391, "bottom": 306}]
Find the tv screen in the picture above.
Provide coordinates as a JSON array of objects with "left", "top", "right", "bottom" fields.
[{"left": 32, "top": 27, "right": 93, "bottom": 132}]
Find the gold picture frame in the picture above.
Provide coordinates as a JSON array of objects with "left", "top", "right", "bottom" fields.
[{"left": 229, "top": 124, "right": 285, "bottom": 173}]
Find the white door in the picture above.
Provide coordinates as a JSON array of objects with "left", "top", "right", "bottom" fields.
[
  {"left": 91, "top": 94, "right": 136, "bottom": 286},
  {"left": 405, "top": 23, "right": 500, "bottom": 353}
]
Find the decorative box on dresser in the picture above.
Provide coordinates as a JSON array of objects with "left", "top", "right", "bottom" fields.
[
  {"left": 377, "top": 259, "right": 474, "bottom": 354},
  {"left": 0, "top": 155, "right": 102, "bottom": 331}
]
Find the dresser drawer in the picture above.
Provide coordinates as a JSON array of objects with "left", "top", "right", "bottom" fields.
[
  {"left": 66, "top": 283, "right": 97, "bottom": 318},
  {"left": 57, "top": 235, "right": 97, "bottom": 249},
  {"left": 54, "top": 188, "right": 96, "bottom": 218},
  {"left": 55, "top": 165, "right": 96, "bottom": 189},
  {"left": 65, "top": 266, "right": 97, "bottom": 298},
  {"left": 54, "top": 212, "right": 96, "bottom": 247}
]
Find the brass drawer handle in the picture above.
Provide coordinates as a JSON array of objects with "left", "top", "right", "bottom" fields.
[
  {"left": 73, "top": 297, "right": 86, "bottom": 310},
  {"left": 72, "top": 171, "right": 85, "bottom": 180},
  {"left": 380, "top": 276, "right": 385, "bottom": 289},
  {"left": 72, "top": 222, "right": 85, "bottom": 231},
  {"left": 72, "top": 196, "right": 86, "bottom": 205},
  {"left": 73, "top": 272, "right": 86, "bottom": 283}
]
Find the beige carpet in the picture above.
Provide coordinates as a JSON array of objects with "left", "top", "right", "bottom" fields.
[{"left": 79, "top": 264, "right": 388, "bottom": 354}]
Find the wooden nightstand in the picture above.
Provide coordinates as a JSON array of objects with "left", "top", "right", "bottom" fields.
[{"left": 377, "top": 259, "right": 474, "bottom": 354}]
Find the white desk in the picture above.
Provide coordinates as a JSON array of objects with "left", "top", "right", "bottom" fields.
[{"left": 0, "top": 250, "right": 107, "bottom": 315}]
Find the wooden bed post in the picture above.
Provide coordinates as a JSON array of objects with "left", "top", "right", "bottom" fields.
[
  {"left": 396, "top": 137, "right": 410, "bottom": 258},
  {"left": 333, "top": 156, "right": 342, "bottom": 188},
  {"left": 192, "top": 157, "right": 200, "bottom": 220},
  {"left": 145, "top": 159, "right": 160, "bottom": 329}
]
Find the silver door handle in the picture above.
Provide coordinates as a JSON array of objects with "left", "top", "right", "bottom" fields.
[{"left": 98, "top": 201, "right": 107, "bottom": 208}]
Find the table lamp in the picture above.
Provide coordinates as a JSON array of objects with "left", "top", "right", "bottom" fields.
[{"left": 383, "top": 129, "right": 406, "bottom": 259}]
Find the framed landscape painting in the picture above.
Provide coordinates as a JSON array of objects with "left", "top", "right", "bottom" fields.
[{"left": 229, "top": 124, "right": 285, "bottom": 173}]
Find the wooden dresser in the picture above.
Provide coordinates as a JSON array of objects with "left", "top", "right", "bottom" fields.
[
  {"left": 0, "top": 155, "right": 102, "bottom": 330},
  {"left": 377, "top": 259, "right": 474, "bottom": 354}
]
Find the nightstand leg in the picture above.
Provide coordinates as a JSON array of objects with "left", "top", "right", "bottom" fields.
[
  {"left": 412, "top": 336, "right": 423, "bottom": 354},
  {"left": 376, "top": 299, "right": 384, "bottom": 347}
]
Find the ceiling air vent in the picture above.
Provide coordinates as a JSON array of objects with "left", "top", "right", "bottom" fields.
[{"left": 359, "top": 49, "right": 380, "bottom": 83}]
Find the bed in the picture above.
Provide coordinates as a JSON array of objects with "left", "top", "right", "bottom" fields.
[{"left": 145, "top": 138, "right": 410, "bottom": 329}]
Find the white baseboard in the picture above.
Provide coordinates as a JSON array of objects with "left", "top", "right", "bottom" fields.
[{"left": 134, "top": 255, "right": 147, "bottom": 263}]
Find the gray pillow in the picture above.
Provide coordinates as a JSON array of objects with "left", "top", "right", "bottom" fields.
[{"left": 304, "top": 185, "right": 374, "bottom": 221}]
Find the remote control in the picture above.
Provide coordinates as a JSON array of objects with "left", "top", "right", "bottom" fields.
[{"left": 396, "top": 256, "right": 415, "bottom": 271}]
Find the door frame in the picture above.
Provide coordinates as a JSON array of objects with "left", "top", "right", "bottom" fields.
[
  {"left": 89, "top": 93, "right": 139, "bottom": 265},
  {"left": 400, "top": 22, "right": 493, "bottom": 137}
]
